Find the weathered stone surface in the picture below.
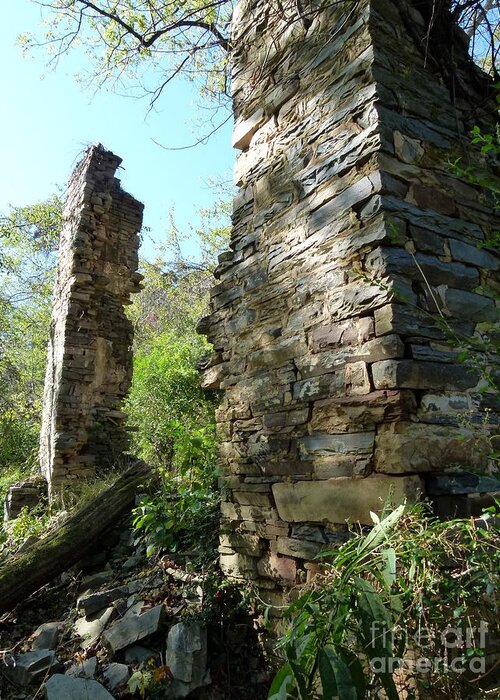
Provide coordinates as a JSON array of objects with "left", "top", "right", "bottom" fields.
[
  {"left": 103, "top": 662, "right": 129, "bottom": 689},
  {"left": 32, "top": 622, "right": 60, "bottom": 650},
  {"left": 66, "top": 656, "right": 98, "bottom": 679},
  {"left": 444, "top": 289, "right": 497, "bottom": 322},
  {"left": 39, "top": 145, "right": 143, "bottom": 495},
  {"left": 102, "top": 604, "right": 163, "bottom": 653},
  {"left": 274, "top": 537, "right": 324, "bottom": 560},
  {"left": 299, "top": 432, "right": 375, "bottom": 457},
  {"left": 219, "top": 551, "right": 258, "bottom": 578},
  {"left": 75, "top": 606, "right": 115, "bottom": 649},
  {"left": 372, "top": 360, "right": 479, "bottom": 391},
  {"left": 45, "top": 674, "right": 114, "bottom": 700},
  {"left": 232, "top": 109, "right": 265, "bottom": 150},
  {"left": 166, "top": 622, "right": 209, "bottom": 698},
  {"left": 272, "top": 476, "right": 423, "bottom": 525},
  {"left": 3, "top": 478, "right": 47, "bottom": 522},
  {"left": 375, "top": 423, "right": 485, "bottom": 473},
  {"left": 199, "top": 0, "right": 499, "bottom": 595},
  {"left": 257, "top": 552, "right": 297, "bottom": 582},
  {"left": 4, "top": 650, "right": 56, "bottom": 686},
  {"left": 124, "top": 645, "right": 160, "bottom": 665},
  {"left": 77, "top": 586, "right": 128, "bottom": 617}
]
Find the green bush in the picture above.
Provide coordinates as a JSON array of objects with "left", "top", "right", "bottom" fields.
[
  {"left": 125, "top": 331, "right": 217, "bottom": 472},
  {"left": 127, "top": 331, "right": 220, "bottom": 561},
  {"left": 269, "top": 502, "right": 499, "bottom": 700}
]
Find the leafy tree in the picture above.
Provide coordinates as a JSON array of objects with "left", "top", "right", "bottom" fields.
[
  {"left": 21, "top": 1, "right": 499, "bottom": 113},
  {"left": 0, "top": 196, "right": 62, "bottom": 474},
  {"left": 128, "top": 194, "right": 230, "bottom": 347}
]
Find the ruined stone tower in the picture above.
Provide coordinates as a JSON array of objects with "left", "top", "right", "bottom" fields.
[
  {"left": 200, "top": 0, "right": 499, "bottom": 606},
  {"left": 39, "top": 145, "right": 143, "bottom": 495}
]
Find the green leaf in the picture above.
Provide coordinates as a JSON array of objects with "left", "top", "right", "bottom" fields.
[
  {"left": 380, "top": 547, "right": 397, "bottom": 588},
  {"left": 268, "top": 663, "right": 294, "bottom": 700},
  {"left": 356, "top": 578, "right": 394, "bottom": 658},
  {"left": 357, "top": 506, "right": 405, "bottom": 558},
  {"left": 339, "top": 647, "right": 367, "bottom": 700},
  {"left": 319, "top": 648, "right": 357, "bottom": 700}
]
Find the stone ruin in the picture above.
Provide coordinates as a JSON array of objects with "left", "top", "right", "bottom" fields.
[
  {"left": 199, "top": 0, "right": 499, "bottom": 608},
  {"left": 38, "top": 144, "right": 143, "bottom": 497}
]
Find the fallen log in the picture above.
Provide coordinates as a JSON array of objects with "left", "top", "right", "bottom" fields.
[{"left": 0, "top": 460, "right": 151, "bottom": 615}]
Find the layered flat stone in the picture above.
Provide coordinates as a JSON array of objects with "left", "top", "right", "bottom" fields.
[{"left": 272, "top": 476, "right": 423, "bottom": 525}]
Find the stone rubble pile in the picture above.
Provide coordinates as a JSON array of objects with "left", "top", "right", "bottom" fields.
[{"left": 0, "top": 526, "right": 211, "bottom": 699}]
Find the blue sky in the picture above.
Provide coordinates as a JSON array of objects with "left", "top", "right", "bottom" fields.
[{"left": 0, "top": 1, "right": 235, "bottom": 260}]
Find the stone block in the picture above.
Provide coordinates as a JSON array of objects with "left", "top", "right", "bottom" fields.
[
  {"left": 232, "top": 109, "right": 265, "bottom": 150},
  {"left": 272, "top": 475, "right": 423, "bottom": 525},
  {"left": 375, "top": 422, "right": 486, "bottom": 473},
  {"left": 261, "top": 460, "right": 313, "bottom": 476},
  {"left": 77, "top": 586, "right": 128, "bottom": 617},
  {"left": 103, "top": 663, "right": 129, "bottom": 690},
  {"left": 366, "top": 248, "right": 479, "bottom": 290},
  {"left": 257, "top": 552, "right": 297, "bottom": 582},
  {"left": 219, "top": 532, "right": 264, "bottom": 557},
  {"left": 45, "top": 675, "right": 114, "bottom": 700},
  {"left": 372, "top": 358, "right": 480, "bottom": 391},
  {"left": 393, "top": 130, "right": 424, "bottom": 164},
  {"left": 232, "top": 490, "right": 273, "bottom": 507},
  {"left": 67, "top": 656, "right": 98, "bottom": 679},
  {"left": 314, "top": 455, "right": 355, "bottom": 479},
  {"left": 247, "top": 336, "right": 307, "bottom": 370},
  {"left": 408, "top": 183, "right": 455, "bottom": 216},
  {"left": 31, "top": 621, "right": 60, "bottom": 651},
  {"left": 444, "top": 289, "right": 497, "bottom": 322},
  {"left": 311, "top": 317, "right": 374, "bottom": 352},
  {"left": 374, "top": 303, "right": 474, "bottom": 340},
  {"left": 219, "top": 552, "right": 258, "bottom": 578},
  {"left": 4, "top": 649, "right": 56, "bottom": 687},
  {"left": 345, "top": 361, "right": 372, "bottom": 395},
  {"left": 299, "top": 432, "right": 375, "bottom": 457},
  {"left": 101, "top": 604, "right": 163, "bottom": 653},
  {"left": 448, "top": 238, "right": 498, "bottom": 270},
  {"left": 274, "top": 537, "right": 324, "bottom": 560},
  {"left": 166, "top": 622, "right": 209, "bottom": 698},
  {"left": 311, "top": 390, "right": 416, "bottom": 433}
]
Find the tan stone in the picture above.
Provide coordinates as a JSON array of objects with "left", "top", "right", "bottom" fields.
[
  {"left": 272, "top": 476, "right": 423, "bottom": 525},
  {"left": 219, "top": 552, "right": 258, "bottom": 579},
  {"left": 257, "top": 552, "right": 297, "bottom": 582},
  {"left": 375, "top": 422, "right": 482, "bottom": 473}
]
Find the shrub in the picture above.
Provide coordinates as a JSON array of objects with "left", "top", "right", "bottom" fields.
[{"left": 269, "top": 501, "right": 499, "bottom": 700}]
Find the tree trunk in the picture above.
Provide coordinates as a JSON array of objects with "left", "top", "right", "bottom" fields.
[{"left": 0, "top": 460, "right": 151, "bottom": 615}]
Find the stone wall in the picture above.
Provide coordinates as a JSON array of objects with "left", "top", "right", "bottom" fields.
[
  {"left": 200, "top": 0, "right": 499, "bottom": 606},
  {"left": 39, "top": 144, "right": 143, "bottom": 495}
]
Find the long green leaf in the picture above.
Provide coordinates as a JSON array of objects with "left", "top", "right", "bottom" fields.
[
  {"left": 339, "top": 647, "right": 367, "bottom": 700},
  {"left": 356, "top": 578, "right": 393, "bottom": 658},
  {"left": 380, "top": 547, "right": 397, "bottom": 588},
  {"left": 357, "top": 506, "right": 405, "bottom": 557},
  {"left": 319, "top": 648, "right": 357, "bottom": 700},
  {"left": 268, "top": 663, "right": 294, "bottom": 700}
]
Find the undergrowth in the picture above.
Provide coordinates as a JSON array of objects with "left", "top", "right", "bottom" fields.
[{"left": 269, "top": 501, "right": 500, "bottom": 700}]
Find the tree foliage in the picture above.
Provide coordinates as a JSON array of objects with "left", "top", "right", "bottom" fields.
[
  {"left": 21, "top": 0, "right": 499, "bottom": 113},
  {"left": 0, "top": 196, "right": 62, "bottom": 473}
]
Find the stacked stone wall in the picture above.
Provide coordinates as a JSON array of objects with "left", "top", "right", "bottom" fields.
[
  {"left": 200, "top": 0, "right": 499, "bottom": 608},
  {"left": 39, "top": 144, "right": 143, "bottom": 494}
]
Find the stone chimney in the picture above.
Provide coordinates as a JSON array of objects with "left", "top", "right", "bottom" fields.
[
  {"left": 199, "top": 0, "right": 499, "bottom": 608},
  {"left": 39, "top": 144, "right": 143, "bottom": 496}
]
